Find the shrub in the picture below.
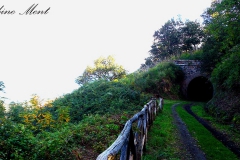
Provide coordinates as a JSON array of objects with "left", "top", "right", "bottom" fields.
[
  {"left": 132, "top": 62, "right": 184, "bottom": 99},
  {"left": 0, "top": 113, "right": 128, "bottom": 160},
  {"left": 205, "top": 46, "right": 240, "bottom": 129},
  {"left": 179, "top": 50, "right": 203, "bottom": 60},
  {"left": 211, "top": 47, "right": 240, "bottom": 92},
  {"left": 52, "top": 80, "right": 150, "bottom": 123},
  {"left": 0, "top": 120, "right": 37, "bottom": 160}
]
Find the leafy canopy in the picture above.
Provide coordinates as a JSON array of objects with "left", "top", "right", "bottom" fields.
[
  {"left": 141, "top": 19, "right": 204, "bottom": 69},
  {"left": 202, "top": 0, "right": 240, "bottom": 128},
  {"left": 76, "top": 55, "right": 127, "bottom": 85},
  {"left": 201, "top": 0, "right": 240, "bottom": 72},
  {"left": 202, "top": 0, "right": 240, "bottom": 52}
]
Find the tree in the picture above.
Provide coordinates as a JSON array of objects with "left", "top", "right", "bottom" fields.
[
  {"left": 143, "top": 19, "right": 205, "bottom": 69},
  {"left": 76, "top": 55, "right": 127, "bottom": 85},
  {"left": 7, "top": 102, "right": 25, "bottom": 123},
  {"left": 202, "top": 0, "right": 240, "bottom": 53},
  {"left": 201, "top": 0, "right": 240, "bottom": 72},
  {"left": 201, "top": 0, "right": 240, "bottom": 127},
  {"left": 149, "top": 19, "right": 182, "bottom": 63},
  {"left": 180, "top": 20, "right": 205, "bottom": 52},
  {"left": 0, "top": 100, "right": 5, "bottom": 118}
]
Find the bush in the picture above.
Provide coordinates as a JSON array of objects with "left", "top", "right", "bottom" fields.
[
  {"left": 211, "top": 47, "right": 240, "bottom": 92},
  {"left": 132, "top": 62, "right": 184, "bottom": 99},
  {"left": 0, "top": 113, "right": 129, "bottom": 160},
  {"left": 53, "top": 80, "right": 150, "bottom": 123},
  {"left": 179, "top": 50, "right": 203, "bottom": 60},
  {"left": 0, "top": 120, "right": 37, "bottom": 160},
  {"left": 205, "top": 46, "right": 240, "bottom": 129}
]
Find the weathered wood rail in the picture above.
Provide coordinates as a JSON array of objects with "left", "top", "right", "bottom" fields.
[{"left": 97, "top": 98, "right": 164, "bottom": 160}]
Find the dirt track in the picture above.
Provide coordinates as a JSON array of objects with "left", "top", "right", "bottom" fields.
[
  {"left": 172, "top": 103, "right": 240, "bottom": 159},
  {"left": 184, "top": 104, "right": 240, "bottom": 157},
  {"left": 172, "top": 104, "right": 206, "bottom": 160}
]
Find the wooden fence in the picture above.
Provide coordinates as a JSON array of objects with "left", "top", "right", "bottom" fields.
[{"left": 97, "top": 98, "right": 164, "bottom": 160}]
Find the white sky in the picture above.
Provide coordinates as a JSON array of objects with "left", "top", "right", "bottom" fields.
[{"left": 0, "top": 0, "right": 212, "bottom": 103}]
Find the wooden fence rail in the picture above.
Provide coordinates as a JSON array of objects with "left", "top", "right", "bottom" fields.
[{"left": 97, "top": 98, "right": 164, "bottom": 160}]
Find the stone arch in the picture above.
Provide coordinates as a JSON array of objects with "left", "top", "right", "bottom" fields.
[{"left": 173, "top": 60, "right": 214, "bottom": 101}]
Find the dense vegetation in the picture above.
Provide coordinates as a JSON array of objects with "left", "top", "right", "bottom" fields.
[
  {"left": 140, "top": 19, "right": 204, "bottom": 70},
  {"left": 75, "top": 56, "right": 127, "bottom": 86},
  {"left": 0, "top": 60, "right": 183, "bottom": 159},
  {"left": 141, "top": 0, "right": 240, "bottom": 129},
  {"left": 1, "top": 0, "right": 239, "bottom": 159},
  {"left": 201, "top": 0, "right": 240, "bottom": 128}
]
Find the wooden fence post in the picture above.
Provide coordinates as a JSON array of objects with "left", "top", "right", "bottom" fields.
[{"left": 96, "top": 98, "right": 163, "bottom": 160}]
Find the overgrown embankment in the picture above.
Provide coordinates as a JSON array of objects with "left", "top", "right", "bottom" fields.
[
  {"left": 0, "top": 61, "right": 184, "bottom": 159},
  {"left": 200, "top": 0, "right": 240, "bottom": 129},
  {"left": 204, "top": 47, "right": 240, "bottom": 130}
]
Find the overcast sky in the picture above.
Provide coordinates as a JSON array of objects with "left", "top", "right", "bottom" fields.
[{"left": 0, "top": 0, "right": 212, "bottom": 103}]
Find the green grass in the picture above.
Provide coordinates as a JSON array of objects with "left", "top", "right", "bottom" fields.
[
  {"left": 143, "top": 99, "right": 183, "bottom": 160},
  {"left": 191, "top": 104, "right": 240, "bottom": 152},
  {"left": 176, "top": 104, "right": 238, "bottom": 160}
]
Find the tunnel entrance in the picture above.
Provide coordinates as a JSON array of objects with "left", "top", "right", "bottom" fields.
[{"left": 187, "top": 76, "right": 213, "bottom": 101}]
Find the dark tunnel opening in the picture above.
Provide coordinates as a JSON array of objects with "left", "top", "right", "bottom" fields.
[{"left": 187, "top": 76, "right": 213, "bottom": 101}]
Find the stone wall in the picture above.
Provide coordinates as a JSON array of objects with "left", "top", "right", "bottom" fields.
[
  {"left": 173, "top": 60, "right": 201, "bottom": 77},
  {"left": 173, "top": 60, "right": 204, "bottom": 98}
]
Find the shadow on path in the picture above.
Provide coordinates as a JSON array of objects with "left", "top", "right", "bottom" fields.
[{"left": 184, "top": 104, "right": 240, "bottom": 158}]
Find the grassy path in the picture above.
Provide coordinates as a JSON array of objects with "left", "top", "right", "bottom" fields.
[
  {"left": 172, "top": 103, "right": 206, "bottom": 160},
  {"left": 184, "top": 104, "right": 240, "bottom": 157},
  {"left": 142, "top": 100, "right": 239, "bottom": 160},
  {"left": 143, "top": 100, "right": 183, "bottom": 159},
  {"left": 177, "top": 104, "right": 238, "bottom": 160}
]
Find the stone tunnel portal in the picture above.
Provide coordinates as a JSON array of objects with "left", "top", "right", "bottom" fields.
[{"left": 187, "top": 76, "right": 213, "bottom": 101}]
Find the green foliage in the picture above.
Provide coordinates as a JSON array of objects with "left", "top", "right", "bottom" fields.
[
  {"left": 202, "top": 0, "right": 240, "bottom": 53},
  {"left": 56, "top": 106, "right": 70, "bottom": 126},
  {"left": 201, "top": 0, "right": 240, "bottom": 73},
  {"left": 141, "top": 19, "right": 204, "bottom": 69},
  {"left": 181, "top": 20, "right": 205, "bottom": 52},
  {"left": 7, "top": 102, "right": 25, "bottom": 123},
  {"left": 199, "top": 0, "right": 240, "bottom": 128},
  {"left": 76, "top": 55, "right": 127, "bottom": 86},
  {"left": 211, "top": 47, "right": 240, "bottom": 92},
  {"left": 0, "top": 114, "right": 124, "bottom": 160},
  {"left": 200, "top": 36, "right": 223, "bottom": 73},
  {"left": 5, "top": 95, "right": 71, "bottom": 133},
  {"left": 204, "top": 46, "right": 240, "bottom": 127},
  {"left": 53, "top": 80, "right": 149, "bottom": 123},
  {"left": 143, "top": 100, "right": 184, "bottom": 159},
  {"left": 0, "top": 100, "right": 5, "bottom": 118},
  {"left": 150, "top": 19, "right": 182, "bottom": 62},
  {"left": 179, "top": 50, "right": 203, "bottom": 60},
  {"left": 1, "top": 67, "right": 164, "bottom": 159},
  {"left": 205, "top": 90, "right": 240, "bottom": 127},
  {"left": 0, "top": 120, "right": 37, "bottom": 160},
  {"left": 134, "top": 62, "right": 184, "bottom": 99}
]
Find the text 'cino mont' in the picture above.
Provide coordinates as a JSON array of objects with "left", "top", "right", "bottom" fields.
[{"left": 0, "top": 4, "right": 50, "bottom": 15}]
